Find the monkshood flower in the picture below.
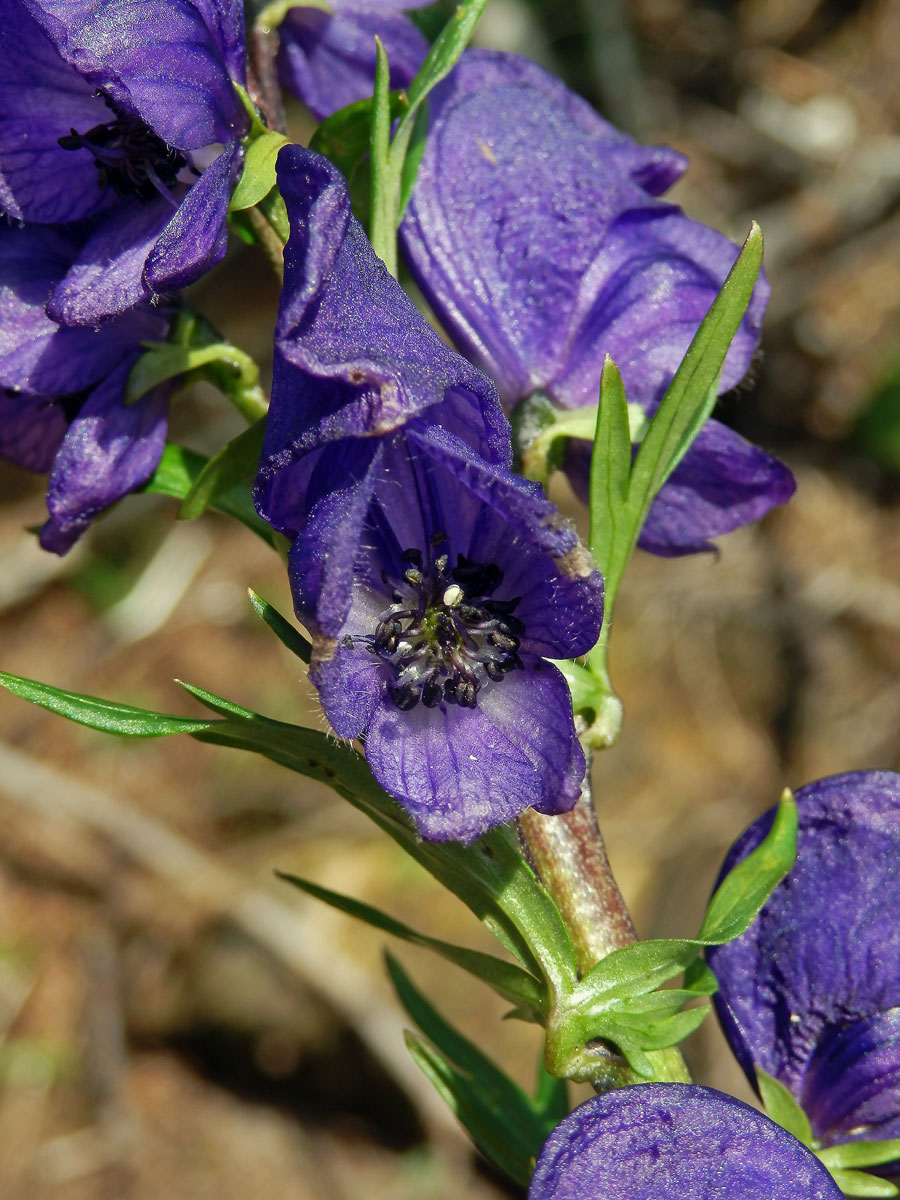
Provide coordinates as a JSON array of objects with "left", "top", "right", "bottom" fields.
[
  {"left": 254, "top": 147, "right": 603, "bottom": 842},
  {"left": 0, "top": 223, "right": 171, "bottom": 552},
  {"left": 0, "top": 0, "right": 248, "bottom": 326},
  {"left": 706, "top": 772, "right": 900, "bottom": 1153},
  {"left": 278, "top": 0, "right": 428, "bottom": 121},
  {"left": 528, "top": 1084, "right": 843, "bottom": 1199},
  {"left": 400, "top": 50, "right": 796, "bottom": 556}
]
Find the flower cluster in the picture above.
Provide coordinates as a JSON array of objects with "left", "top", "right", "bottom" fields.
[
  {"left": 0, "top": 0, "right": 248, "bottom": 547},
  {"left": 254, "top": 145, "right": 604, "bottom": 843}
]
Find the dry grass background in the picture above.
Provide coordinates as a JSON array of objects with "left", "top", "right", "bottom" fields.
[{"left": 2, "top": 0, "right": 900, "bottom": 1195}]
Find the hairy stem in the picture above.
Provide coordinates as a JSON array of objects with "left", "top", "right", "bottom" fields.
[{"left": 518, "top": 759, "right": 691, "bottom": 1088}]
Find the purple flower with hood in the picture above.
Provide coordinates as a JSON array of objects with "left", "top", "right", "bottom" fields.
[
  {"left": 254, "top": 146, "right": 604, "bottom": 843},
  {"left": 706, "top": 771, "right": 900, "bottom": 1156},
  {"left": 528, "top": 1084, "right": 843, "bottom": 1199},
  {"left": 278, "top": 0, "right": 429, "bottom": 121},
  {"left": 0, "top": 0, "right": 248, "bottom": 326},
  {"left": 1, "top": 223, "right": 170, "bottom": 552},
  {"left": 400, "top": 50, "right": 796, "bottom": 556}
]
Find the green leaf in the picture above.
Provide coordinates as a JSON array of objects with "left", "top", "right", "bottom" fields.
[
  {"left": 755, "top": 1067, "right": 813, "bottom": 1146},
  {"left": 404, "top": 0, "right": 489, "bottom": 114},
  {"left": 277, "top": 873, "right": 546, "bottom": 1016},
  {"left": 0, "top": 671, "right": 213, "bottom": 738},
  {"left": 369, "top": 36, "right": 395, "bottom": 269},
  {"left": 697, "top": 788, "right": 797, "bottom": 944},
  {"left": 683, "top": 957, "right": 719, "bottom": 995},
  {"left": 828, "top": 1169, "right": 899, "bottom": 1198},
  {"left": 247, "top": 589, "right": 311, "bottom": 663},
  {"left": 230, "top": 130, "right": 289, "bottom": 211},
  {"left": 533, "top": 1061, "right": 568, "bottom": 1129},
  {"left": 397, "top": 99, "right": 429, "bottom": 218},
  {"left": 308, "top": 92, "right": 407, "bottom": 183},
  {"left": 142, "top": 443, "right": 280, "bottom": 547},
  {"left": 626, "top": 223, "right": 763, "bottom": 535},
  {"left": 177, "top": 418, "right": 267, "bottom": 521},
  {"left": 577, "top": 938, "right": 701, "bottom": 1007},
  {"left": 588, "top": 354, "right": 632, "bottom": 579},
  {"left": 389, "top": 956, "right": 547, "bottom": 1184},
  {"left": 818, "top": 1141, "right": 900, "bottom": 1171}
]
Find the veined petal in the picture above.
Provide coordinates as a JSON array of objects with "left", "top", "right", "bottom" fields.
[
  {"left": 529, "top": 1085, "right": 843, "bottom": 1199},
  {"left": 144, "top": 140, "right": 239, "bottom": 290},
  {"left": 365, "top": 662, "right": 583, "bottom": 843},
  {"left": 40, "top": 359, "right": 168, "bottom": 553}
]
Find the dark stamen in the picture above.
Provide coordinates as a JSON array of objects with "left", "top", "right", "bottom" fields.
[
  {"left": 59, "top": 96, "right": 187, "bottom": 204},
  {"left": 370, "top": 538, "right": 525, "bottom": 713}
]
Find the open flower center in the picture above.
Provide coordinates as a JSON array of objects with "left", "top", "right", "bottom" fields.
[
  {"left": 58, "top": 98, "right": 187, "bottom": 204},
  {"left": 371, "top": 532, "right": 524, "bottom": 712}
]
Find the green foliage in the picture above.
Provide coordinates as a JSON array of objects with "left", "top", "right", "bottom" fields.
[
  {"left": 230, "top": 130, "right": 289, "bottom": 211},
  {"left": 756, "top": 1067, "right": 814, "bottom": 1146},
  {"left": 142, "top": 443, "right": 280, "bottom": 547},
  {"left": 388, "top": 956, "right": 556, "bottom": 1186},
  {"left": 277, "top": 873, "right": 546, "bottom": 1017},
  {"left": 246, "top": 589, "right": 311, "bottom": 663},
  {"left": 177, "top": 418, "right": 267, "bottom": 521}
]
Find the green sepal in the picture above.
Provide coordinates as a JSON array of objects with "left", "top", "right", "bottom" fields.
[
  {"left": 755, "top": 1067, "right": 813, "bottom": 1146},
  {"left": 277, "top": 873, "right": 546, "bottom": 1018},
  {"left": 230, "top": 131, "right": 289, "bottom": 211},
  {"left": 142, "top": 443, "right": 281, "bottom": 548},
  {"left": 177, "top": 417, "right": 267, "bottom": 521},
  {"left": 246, "top": 589, "right": 311, "bottom": 663},
  {"left": 818, "top": 1141, "right": 900, "bottom": 1172},
  {"left": 828, "top": 1170, "right": 899, "bottom": 1198},
  {"left": 389, "top": 955, "right": 551, "bottom": 1186},
  {"left": 697, "top": 787, "right": 797, "bottom": 943}
]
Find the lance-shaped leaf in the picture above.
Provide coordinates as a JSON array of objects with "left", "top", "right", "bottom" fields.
[
  {"left": 247, "top": 589, "right": 311, "bottom": 663},
  {"left": 389, "top": 955, "right": 552, "bottom": 1185},
  {"left": 277, "top": 872, "right": 546, "bottom": 1017}
]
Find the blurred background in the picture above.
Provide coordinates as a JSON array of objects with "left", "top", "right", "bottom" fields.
[{"left": 2, "top": 0, "right": 900, "bottom": 1195}]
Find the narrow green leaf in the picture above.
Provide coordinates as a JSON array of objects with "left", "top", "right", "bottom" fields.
[
  {"left": 389, "top": 956, "right": 547, "bottom": 1181},
  {"left": 533, "top": 1061, "right": 568, "bottom": 1130},
  {"left": 369, "top": 37, "right": 395, "bottom": 271},
  {"left": 589, "top": 354, "right": 632, "bottom": 579},
  {"left": 756, "top": 1067, "right": 813, "bottom": 1146},
  {"left": 229, "top": 131, "right": 289, "bottom": 211},
  {"left": 577, "top": 938, "right": 700, "bottom": 1007},
  {"left": 247, "top": 589, "right": 311, "bottom": 663},
  {"left": 404, "top": 0, "right": 489, "bottom": 112},
  {"left": 178, "top": 418, "right": 267, "bottom": 521},
  {"left": 278, "top": 874, "right": 546, "bottom": 1015},
  {"left": 683, "top": 958, "right": 719, "bottom": 995},
  {"left": 398, "top": 99, "right": 430, "bottom": 218},
  {"left": 818, "top": 1141, "right": 900, "bottom": 1171},
  {"left": 698, "top": 788, "right": 797, "bottom": 944},
  {"left": 828, "top": 1169, "right": 899, "bottom": 1198},
  {"left": 308, "top": 92, "right": 407, "bottom": 182},
  {"left": 0, "top": 671, "right": 212, "bottom": 738},
  {"left": 142, "top": 443, "right": 280, "bottom": 546},
  {"left": 403, "top": 1033, "right": 534, "bottom": 1186},
  {"left": 628, "top": 223, "right": 762, "bottom": 518}
]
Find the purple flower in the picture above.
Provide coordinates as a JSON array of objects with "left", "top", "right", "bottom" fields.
[
  {"left": 706, "top": 772, "right": 900, "bottom": 1153},
  {"left": 528, "top": 1084, "right": 843, "bottom": 1199},
  {"left": 254, "top": 146, "right": 603, "bottom": 842},
  {"left": 278, "top": 0, "right": 429, "bottom": 121},
  {"left": 1, "top": 222, "right": 171, "bottom": 552},
  {"left": 400, "top": 50, "right": 795, "bottom": 556},
  {"left": 0, "top": 0, "right": 248, "bottom": 325}
]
